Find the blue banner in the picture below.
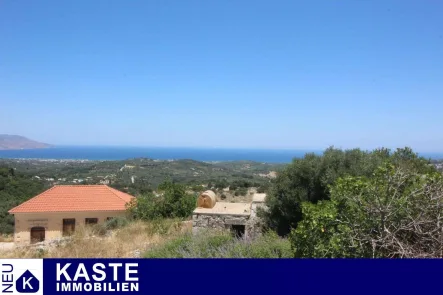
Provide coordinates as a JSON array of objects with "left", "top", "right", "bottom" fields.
[{"left": 1, "top": 259, "right": 442, "bottom": 295}]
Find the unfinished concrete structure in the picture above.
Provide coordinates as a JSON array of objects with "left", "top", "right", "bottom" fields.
[{"left": 192, "top": 192, "right": 267, "bottom": 238}]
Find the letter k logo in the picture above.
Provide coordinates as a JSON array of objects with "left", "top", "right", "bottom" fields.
[{"left": 16, "top": 270, "right": 39, "bottom": 293}]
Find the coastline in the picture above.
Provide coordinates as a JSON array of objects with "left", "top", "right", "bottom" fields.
[
  {"left": 0, "top": 146, "right": 442, "bottom": 162},
  {"left": 0, "top": 146, "right": 308, "bottom": 163}
]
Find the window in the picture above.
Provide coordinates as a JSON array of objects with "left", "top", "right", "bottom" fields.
[
  {"left": 85, "top": 218, "right": 98, "bottom": 225},
  {"left": 63, "top": 219, "right": 76, "bottom": 236}
]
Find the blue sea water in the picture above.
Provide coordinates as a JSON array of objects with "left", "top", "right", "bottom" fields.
[
  {"left": 0, "top": 146, "right": 319, "bottom": 163},
  {"left": 0, "top": 146, "right": 442, "bottom": 163}
]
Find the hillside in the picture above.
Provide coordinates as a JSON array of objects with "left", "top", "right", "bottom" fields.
[
  {"left": 0, "top": 135, "right": 52, "bottom": 150},
  {"left": 0, "top": 158, "right": 283, "bottom": 196},
  {"left": 0, "top": 166, "right": 47, "bottom": 233},
  {"left": 0, "top": 158, "right": 282, "bottom": 234}
]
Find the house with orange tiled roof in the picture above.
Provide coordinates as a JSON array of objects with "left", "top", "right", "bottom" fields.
[{"left": 8, "top": 185, "right": 135, "bottom": 244}]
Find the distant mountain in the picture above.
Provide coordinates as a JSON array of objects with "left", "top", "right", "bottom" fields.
[{"left": 0, "top": 135, "right": 53, "bottom": 150}]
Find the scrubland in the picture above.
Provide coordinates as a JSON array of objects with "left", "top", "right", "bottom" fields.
[{"left": 0, "top": 218, "right": 290, "bottom": 259}]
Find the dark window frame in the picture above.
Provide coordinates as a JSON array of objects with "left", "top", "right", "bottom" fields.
[
  {"left": 62, "top": 218, "right": 76, "bottom": 236},
  {"left": 85, "top": 218, "right": 98, "bottom": 225}
]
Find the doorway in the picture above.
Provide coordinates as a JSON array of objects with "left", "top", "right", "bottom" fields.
[
  {"left": 230, "top": 225, "right": 245, "bottom": 238},
  {"left": 30, "top": 227, "right": 45, "bottom": 244}
]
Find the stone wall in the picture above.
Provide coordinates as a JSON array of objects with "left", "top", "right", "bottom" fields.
[
  {"left": 192, "top": 213, "right": 249, "bottom": 235},
  {"left": 245, "top": 200, "right": 267, "bottom": 239},
  {"left": 192, "top": 197, "right": 268, "bottom": 238}
]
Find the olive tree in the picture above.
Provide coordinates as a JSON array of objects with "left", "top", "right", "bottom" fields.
[
  {"left": 264, "top": 147, "right": 434, "bottom": 236},
  {"left": 291, "top": 163, "right": 443, "bottom": 258},
  {"left": 128, "top": 180, "right": 196, "bottom": 220}
]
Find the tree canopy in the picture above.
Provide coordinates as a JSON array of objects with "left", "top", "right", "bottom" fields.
[
  {"left": 0, "top": 166, "right": 46, "bottom": 234},
  {"left": 264, "top": 147, "right": 434, "bottom": 236},
  {"left": 291, "top": 163, "right": 443, "bottom": 258},
  {"left": 127, "top": 180, "right": 196, "bottom": 220}
]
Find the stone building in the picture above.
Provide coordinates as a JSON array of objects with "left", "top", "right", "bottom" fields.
[
  {"left": 192, "top": 192, "right": 267, "bottom": 238},
  {"left": 8, "top": 185, "right": 134, "bottom": 244}
]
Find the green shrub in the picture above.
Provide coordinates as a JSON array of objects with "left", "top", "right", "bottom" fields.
[
  {"left": 290, "top": 163, "right": 443, "bottom": 258},
  {"left": 128, "top": 181, "right": 196, "bottom": 221},
  {"left": 190, "top": 185, "right": 204, "bottom": 193},
  {"left": 105, "top": 216, "right": 130, "bottom": 230},
  {"left": 214, "top": 179, "right": 228, "bottom": 190},
  {"left": 256, "top": 183, "right": 269, "bottom": 193},
  {"left": 264, "top": 147, "right": 435, "bottom": 236},
  {"left": 236, "top": 232, "right": 292, "bottom": 258},
  {"left": 91, "top": 224, "right": 108, "bottom": 236},
  {"left": 0, "top": 166, "right": 46, "bottom": 234},
  {"left": 234, "top": 187, "right": 248, "bottom": 196},
  {"left": 144, "top": 231, "right": 292, "bottom": 258},
  {"left": 145, "top": 234, "right": 194, "bottom": 258}
]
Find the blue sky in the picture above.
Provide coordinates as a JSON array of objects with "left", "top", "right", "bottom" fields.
[{"left": 1, "top": 1, "right": 442, "bottom": 151}]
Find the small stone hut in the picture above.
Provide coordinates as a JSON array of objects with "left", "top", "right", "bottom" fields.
[{"left": 192, "top": 191, "right": 267, "bottom": 238}]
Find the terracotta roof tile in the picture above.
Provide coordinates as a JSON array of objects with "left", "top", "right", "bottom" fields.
[{"left": 8, "top": 185, "right": 135, "bottom": 213}]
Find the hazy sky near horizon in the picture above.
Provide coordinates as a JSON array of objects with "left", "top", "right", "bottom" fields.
[{"left": 1, "top": 1, "right": 442, "bottom": 151}]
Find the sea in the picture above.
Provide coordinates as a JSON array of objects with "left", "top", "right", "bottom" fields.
[
  {"left": 0, "top": 146, "right": 442, "bottom": 163},
  {"left": 0, "top": 146, "right": 319, "bottom": 163}
]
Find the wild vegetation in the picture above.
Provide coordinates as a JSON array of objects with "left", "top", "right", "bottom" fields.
[
  {"left": 291, "top": 164, "right": 443, "bottom": 258},
  {"left": 0, "top": 218, "right": 291, "bottom": 259},
  {"left": 263, "top": 147, "right": 434, "bottom": 236},
  {"left": 0, "top": 167, "right": 46, "bottom": 234},
  {"left": 0, "top": 158, "right": 278, "bottom": 235},
  {"left": 145, "top": 231, "right": 291, "bottom": 258},
  {"left": 0, "top": 158, "right": 280, "bottom": 196},
  {"left": 264, "top": 146, "right": 443, "bottom": 258},
  {"left": 2, "top": 147, "right": 443, "bottom": 258},
  {"left": 0, "top": 219, "right": 189, "bottom": 258},
  {"left": 127, "top": 181, "right": 197, "bottom": 221}
]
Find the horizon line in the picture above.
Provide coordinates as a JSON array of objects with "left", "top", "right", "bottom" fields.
[
  {"left": 36, "top": 144, "right": 443, "bottom": 153},
  {"left": 2, "top": 144, "right": 443, "bottom": 155}
]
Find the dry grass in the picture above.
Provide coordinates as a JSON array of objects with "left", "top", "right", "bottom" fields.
[
  {"left": 0, "top": 219, "right": 192, "bottom": 258},
  {"left": 0, "top": 234, "right": 13, "bottom": 242}
]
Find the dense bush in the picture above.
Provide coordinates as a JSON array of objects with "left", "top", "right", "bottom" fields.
[
  {"left": 144, "top": 231, "right": 292, "bottom": 258},
  {"left": 214, "top": 179, "right": 229, "bottom": 190},
  {"left": 229, "top": 179, "right": 260, "bottom": 191},
  {"left": 90, "top": 217, "right": 131, "bottom": 236},
  {"left": 264, "top": 147, "right": 434, "bottom": 236},
  {"left": 234, "top": 187, "right": 248, "bottom": 196},
  {"left": 256, "top": 183, "right": 270, "bottom": 193},
  {"left": 290, "top": 162, "right": 443, "bottom": 258},
  {"left": 189, "top": 185, "right": 204, "bottom": 193},
  {"left": 128, "top": 181, "right": 196, "bottom": 220},
  {"left": 104, "top": 216, "right": 130, "bottom": 230},
  {"left": 0, "top": 166, "right": 46, "bottom": 234}
]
